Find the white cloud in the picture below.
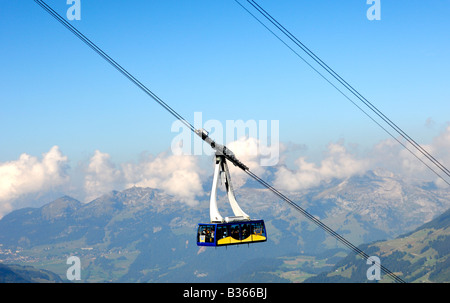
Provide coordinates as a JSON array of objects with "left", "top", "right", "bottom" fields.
[
  {"left": 224, "top": 136, "right": 284, "bottom": 188},
  {"left": 431, "top": 125, "right": 450, "bottom": 186},
  {"left": 122, "top": 152, "right": 204, "bottom": 206},
  {"left": 0, "top": 146, "right": 69, "bottom": 217},
  {"left": 273, "top": 124, "right": 450, "bottom": 192},
  {"left": 84, "top": 150, "right": 123, "bottom": 202},
  {"left": 368, "top": 124, "right": 450, "bottom": 185},
  {"left": 402, "top": 124, "right": 450, "bottom": 185},
  {"left": 431, "top": 124, "right": 450, "bottom": 161},
  {"left": 273, "top": 142, "right": 370, "bottom": 191},
  {"left": 82, "top": 150, "right": 206, "bottom": 206}
]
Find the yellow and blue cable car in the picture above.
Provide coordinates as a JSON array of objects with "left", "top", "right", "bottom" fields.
[
  {"left": 197, "top": 152, "right": 267, "bottom": 247},
  {"left": 197, "top": 220, "right": 267, "bottom": 247}
]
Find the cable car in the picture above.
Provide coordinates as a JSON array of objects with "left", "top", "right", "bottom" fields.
[
  {"left": 197, "top": 220, "right": 266, "bottom": 247},
  {"left": 197, "top": 152, "right": 267, "bottom": 247}
]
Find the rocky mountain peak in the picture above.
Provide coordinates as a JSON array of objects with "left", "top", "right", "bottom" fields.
[{"left": 40, "top": 196, "right": 82, "bottom": 220}]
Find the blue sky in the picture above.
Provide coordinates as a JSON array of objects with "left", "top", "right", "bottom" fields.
[
  {"left": 1, "top": 1, "right": 450, "bottom": 212},
  {"left": 1, "top": 0, "right": 449, "bottom": 162}
]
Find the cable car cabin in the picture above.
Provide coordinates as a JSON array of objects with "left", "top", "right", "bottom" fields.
[{"left": 197, "top": 220, "right": 267, "bottom": 247}]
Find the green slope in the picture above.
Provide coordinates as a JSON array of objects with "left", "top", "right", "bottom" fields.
[
  {"left": 304, "top": 208, "right": 450, "bottom": 282},
  {"left": 0, "top": 263, "right": 64, "bottom": 283}
]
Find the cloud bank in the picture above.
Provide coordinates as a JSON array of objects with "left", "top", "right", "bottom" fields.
[
  {"left": 272, "top": 124, "right": 450, "bottom": 192},
  {"left": 0, "top": 147, "right": 206, "bottom": 218},
  {"left": 1, "top": 124, "right": 449, "bottom": 217},
  {"left": 122, "top": 152, "right": 204, "bottom": 206},
  {"left": 0, "top": 146, "right": 69, "bottom": 217},
  {"left": 83, "top": 150, "right": 205, "bottom": 206},
  {"left": 84, "top": 150, "right": 123, "bottom": 202},
  {"left": 273, "top": 142, "right": 370, "bottom": 191}
]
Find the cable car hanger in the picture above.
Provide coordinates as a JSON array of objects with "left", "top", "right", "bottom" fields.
[
  {"left": 33, "top": 0, "right": 404, "bottom": 283},
  {"left": 208, "top": 150, "right": 250, "bottom": 223}
]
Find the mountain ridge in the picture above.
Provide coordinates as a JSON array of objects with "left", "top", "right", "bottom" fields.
[{"left": 0, "top": 170, "right": 449, "bottom": 282}]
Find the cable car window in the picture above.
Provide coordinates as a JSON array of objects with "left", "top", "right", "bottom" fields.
[
  {"left": 205, "top": 225, "right": 215, "bottom": 243},
  {"left": 198, "top": 225, "right": 215, "bottom": 243},
  {"left": 216, "top": 225, "right": 228, "bottom": 239},
  {"left": 241, "top": 223, "right": 250, "bottom": 240},
  {"left": 230, "top": 224, "right": 241, "bottom": 240},
  {"left": 197, "top": 226, "right": 205, "bottom": 243},
  {"left": 251, "top": 222, "right": 266, "bottom": 237}
]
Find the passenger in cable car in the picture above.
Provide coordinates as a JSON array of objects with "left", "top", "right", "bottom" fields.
[
  {"left": 242, "top": 224, "right": 249, "bottom": 239},
  {"left": 231, "top": 226, "right": 240, "bottom": 240}
]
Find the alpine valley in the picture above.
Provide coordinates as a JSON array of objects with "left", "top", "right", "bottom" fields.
[{"left": 0, "top": 170, "right": 449, "bottom": 282}]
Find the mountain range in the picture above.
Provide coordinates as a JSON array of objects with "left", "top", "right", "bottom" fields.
[{"left": 0, "top": 170, "right": 449, "bottom": 282}]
